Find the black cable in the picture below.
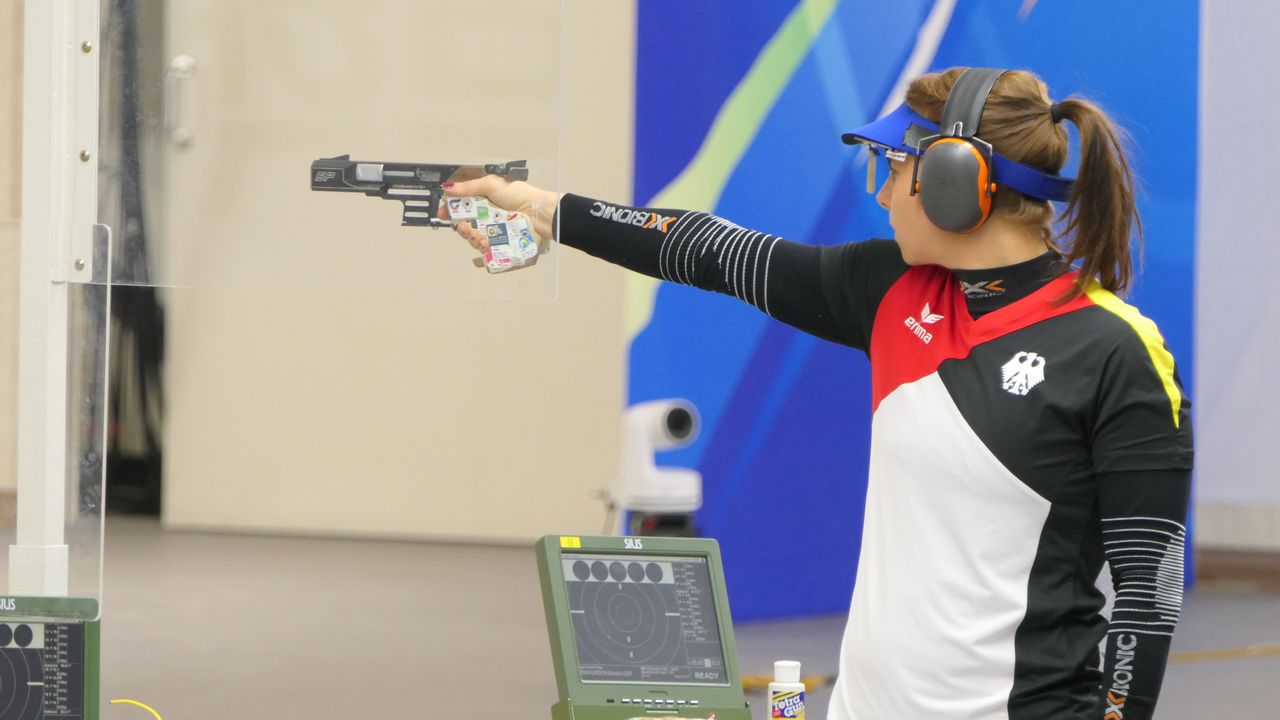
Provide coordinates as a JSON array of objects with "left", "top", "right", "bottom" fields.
[{"left": 105, "top": 0, "right": 165, "bottom": 513}]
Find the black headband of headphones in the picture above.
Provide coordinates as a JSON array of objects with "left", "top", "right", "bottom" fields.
[{"left": 939, "top": 68, "right": 1005, "bottom": 139}]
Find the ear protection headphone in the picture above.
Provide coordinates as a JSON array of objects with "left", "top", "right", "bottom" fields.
[{"left": 909, "top": 68, "right": 1007, "bottom": 234}]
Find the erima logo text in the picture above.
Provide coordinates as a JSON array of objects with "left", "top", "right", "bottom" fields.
[
  {"left": 1001, "top": 351, "right": 1046, "bottom": 396},
  {"left": 904, "top": 303, "right": 944, "bottom": 344},
  {"left": 1104, "top": 634, "right": 1137, "bottom": 719},
  {"left": 590, "top": 201, "right": 677, "bottom": 233}
]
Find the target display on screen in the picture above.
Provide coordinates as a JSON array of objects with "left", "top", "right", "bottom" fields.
[
  {"left": 561, "top": 553, "right": 728, "bottom": 685},
  {"left": 0, "top": 621, "right": 85, "bottom": 720}
]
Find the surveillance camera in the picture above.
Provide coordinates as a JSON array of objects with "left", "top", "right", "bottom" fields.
[
  {"left": 625, "top": 399, "right": 700, "bottom": 451},
  {"left": 611, "top": 399, "right": 702, "bottom": 530}
]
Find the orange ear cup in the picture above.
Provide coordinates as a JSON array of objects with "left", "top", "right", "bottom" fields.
[{"left": 974, "top": 156, "right": 993, "bottom": 229}]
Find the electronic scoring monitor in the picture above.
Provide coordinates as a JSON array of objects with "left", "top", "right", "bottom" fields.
[{"left": 536, "top": 535, "right": 750, "bottom": 720}]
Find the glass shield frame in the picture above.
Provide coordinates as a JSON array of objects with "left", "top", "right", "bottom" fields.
[
  {"left": 1, "top": 0, "right": 110, "bottom": 622},
  {"left": 97, "top": 0, "right": 562, "bottom": 301},
  {"left": 0, "top": 221, "right": 110, "bottom": 622}
]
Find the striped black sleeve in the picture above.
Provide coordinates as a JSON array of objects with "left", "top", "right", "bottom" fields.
[
  {"left": 555, "top": 193, "right": 908, "bottom": 351},
  {"left": 1096, "top": 468, "right": 1191, "bottom": 720}
]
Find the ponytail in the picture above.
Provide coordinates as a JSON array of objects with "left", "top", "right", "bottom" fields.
[{"left": 1051, "top": 98, "right": 1142, "bottom": 299}]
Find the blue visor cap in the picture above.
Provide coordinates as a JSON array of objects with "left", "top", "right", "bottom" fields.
[{"left": 841, "top": 102, "right": 1075, "bottom": 202}]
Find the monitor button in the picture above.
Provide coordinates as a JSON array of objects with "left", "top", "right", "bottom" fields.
[{"left": 620, "top": 699, "right": 630, "bottom": 704}]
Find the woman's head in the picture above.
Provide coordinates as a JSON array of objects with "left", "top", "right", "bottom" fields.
[{"left": 883, "top": 67, "right": 1141, "bottom": 297}]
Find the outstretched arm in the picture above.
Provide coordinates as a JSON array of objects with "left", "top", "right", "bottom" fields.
[
  {"left": 441, "top": 178, "right": 898, "bottom": 348},
  {"left": 553, "top": 194, "right": 847, "bottom": 343}
]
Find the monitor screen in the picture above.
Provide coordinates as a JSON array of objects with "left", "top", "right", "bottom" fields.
[{"left": 560, "top": 553, "right": 729, "bottom": 686}]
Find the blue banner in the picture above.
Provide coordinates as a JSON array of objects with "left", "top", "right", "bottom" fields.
[{"left": 633, "top": 0, "right": 1198, "bottom": 621}]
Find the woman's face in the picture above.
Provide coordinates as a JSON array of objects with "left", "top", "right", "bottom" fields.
[{"left": 876, "top": 156, "right": 950, "bottom": 265}]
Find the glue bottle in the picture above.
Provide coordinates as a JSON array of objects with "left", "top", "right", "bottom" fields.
[{"left": 768, "top": 660, "right": 805, "bottom": 719}]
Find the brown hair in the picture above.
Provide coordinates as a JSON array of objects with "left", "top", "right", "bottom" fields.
[{"left": 905, "top": 68, "right": 1141, "bottom": 298}]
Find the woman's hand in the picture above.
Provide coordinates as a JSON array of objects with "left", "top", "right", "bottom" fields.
[{"left": 438, "top": 176, "right": 561, "bottom": 253}]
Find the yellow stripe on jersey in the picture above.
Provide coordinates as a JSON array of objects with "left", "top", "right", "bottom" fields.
[{"left": 1085, "top": 284, "right": 1183, "bottom": 428}]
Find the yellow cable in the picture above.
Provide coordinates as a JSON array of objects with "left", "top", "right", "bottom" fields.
[
  {"left": 1169, "top": 643, "right": 1280, "bottom": 664},
  {"left": 109, "top": 698, "right": 164, "bottom": 720},
  {"left": 742, "top": 674, "right": 831, "bottom": 692}
]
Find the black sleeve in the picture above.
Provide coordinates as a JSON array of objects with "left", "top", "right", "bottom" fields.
[
  {"left": 817, "top": 238, "right": 910, "bottom": 351},
  {"left": 1090, "top": 325, "right": 1194, "bottom": 473},
  {"left": 1096, "top": 468, "right": 1191, "bottom": 720},
  {"left": 555, "top": 193, "right": 909, "bottom": 351}
]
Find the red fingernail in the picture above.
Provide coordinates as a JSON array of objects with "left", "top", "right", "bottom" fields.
[{"left": 442, "top": 182, "right": 454, "bottom": 189}]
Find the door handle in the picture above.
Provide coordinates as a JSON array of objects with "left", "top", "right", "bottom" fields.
[{"left": 164, "top": 54, "right": 197, "bottom": 149}]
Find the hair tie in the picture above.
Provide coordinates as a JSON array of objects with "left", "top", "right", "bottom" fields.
[{"left": 1050, "top": 102, "right": 1067, "bottom": 124}]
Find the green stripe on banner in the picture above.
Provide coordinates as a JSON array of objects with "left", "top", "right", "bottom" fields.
[{"left": 626, "top": 0, "right": 840, "bottom": 340}]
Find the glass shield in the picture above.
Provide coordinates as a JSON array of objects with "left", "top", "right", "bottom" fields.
[
  {"left": 97, "top": 0, "right": 562, "bottom": 301},
  {"left": 0, "top": 220, "right": 109, "bottom": 622}
]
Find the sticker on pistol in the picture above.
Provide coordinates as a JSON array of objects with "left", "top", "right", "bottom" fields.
[
  {"left": 446, "top": 196, "right": 480, "bottom": 221},
  {"left": 483, "top": 222, "right": 516, "bottom": 273},
  {"left": 507, "top": 216, "right": 538, "bottom": 261},
  {"left": 486, "top": 222, "right": 510, "bottom": 246},
  {"left": 484, "top": 249, "right": 514, "bottom": 272}
]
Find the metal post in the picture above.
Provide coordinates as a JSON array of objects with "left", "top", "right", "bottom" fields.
[{"left": 10, "top": 0, "right": 100, "bottom": 596}]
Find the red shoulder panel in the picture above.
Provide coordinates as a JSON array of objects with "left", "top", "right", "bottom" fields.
[{"left": 868, "top": 267, "right": 1093, "bottom": 411}]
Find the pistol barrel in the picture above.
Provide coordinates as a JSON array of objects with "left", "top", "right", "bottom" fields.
[{"left": 310, "top": 155, "right": 528, "bottom": 227}]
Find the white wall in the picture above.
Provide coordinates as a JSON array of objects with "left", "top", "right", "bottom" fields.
[
  {"left": 1195, "top": 0, "right": 1280, "bottom": 550},
  {"left": 160, "top": 1, "right": 634, "bottom": 542}
]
